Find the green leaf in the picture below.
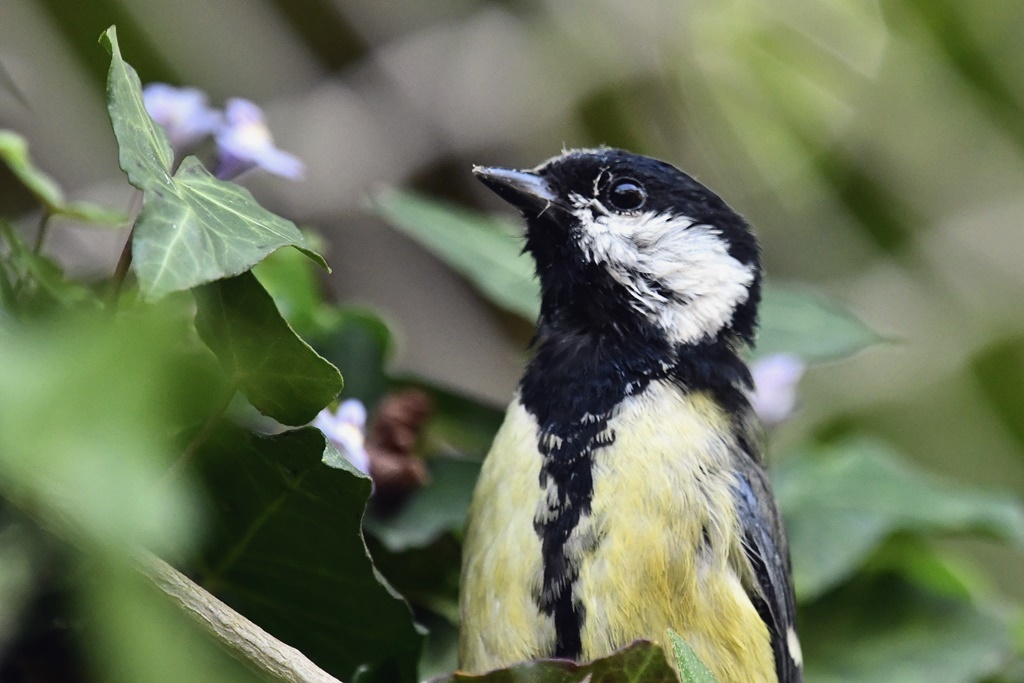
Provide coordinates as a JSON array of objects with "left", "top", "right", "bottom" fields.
[
  {"left": 0, "top": 129, "right": 66, "bottom": 209},
  {"left": 755, "top": 286, "right": 882, "bottom": 362},
  {"left": 194, "top": 271, "right": 342, "bottom": 426},
  {"left": 428, "top": 640, "right": 678, "bottom": 683},
  {"left": 0, "top": 307, "right": 202, "bottom": 554},
  {"left": 775, "top": 438, "right": 1024, "bottom": 600},
  {"left": 867, "top": 536, "right": 992, "bottom": 603},
  {"left": 668, "top": 629, "right": 719, "bottom": 683},
  {"left": 311, "top": 307, "right": 394, "bottom": 406},
  {"left": 800, "top": 574, "right": 1013, "bottom": 683},
  {"left": 373, "top": 190, "right": 540, "bottom": 321},
  {"left": 365, "top": 458, "right": 480, "bottom": 552},
  {"left": 195, "top": 425, "right": 422, "bottom": 683},
  {"left": 1, "top": 223, "right": 97, "bottom": 309},
  {"left": 0, "top": 130, "right": 125, "bottom": 224},
  {"left": 132, "top": 157, "right": 328, "bottom": 300},
  {"left": 100, "top": 26, "right": 175, "bottom": 189},
  {"left": 252, "top": 242, "right": 324, "bottom": 335},
  {"left": 100, "top": 27, "right": 326, "bottom": 299}
]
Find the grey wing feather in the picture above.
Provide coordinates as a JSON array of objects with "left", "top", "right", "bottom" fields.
[{"left": 732, "top": 458, "right": 803, "bottom": 683}]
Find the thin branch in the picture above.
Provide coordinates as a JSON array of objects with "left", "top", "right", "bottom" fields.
[
  {"left": 108, "top": 228, "right": 134, "bottom": 306},
  {"left": 32, "top": 211, "right": 52, "bottom": 253},
  {"left": 135, "top": 552, "right": 343, "bottom": 683},
  {"left": 108, "top": 188, "right": 144, "bottom": 308}
]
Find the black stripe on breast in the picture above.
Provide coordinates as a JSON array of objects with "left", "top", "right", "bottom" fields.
[{"left": 520, "top": 324, "right": 671, "bottom": 659}]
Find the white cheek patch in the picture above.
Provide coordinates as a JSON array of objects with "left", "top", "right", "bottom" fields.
[{"left": 574, "top": 208, "right": 755, "bottom": 345}]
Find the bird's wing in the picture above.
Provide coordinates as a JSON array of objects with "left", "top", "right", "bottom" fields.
[{"left": 732, "top": 460, "right": 803, "bottom": 683}]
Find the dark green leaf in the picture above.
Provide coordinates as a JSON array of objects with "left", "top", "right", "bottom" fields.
[
  {"left": 313, "top": 307, "right": 394, "bottom": 406},
  {"left": 755, "top": 286, "right": 882, "bottom": 362},
  {"left": 195, "top": 425, "right": 422, "bottom": 683},
  {"left": 428, "top": 640, "right": 678, "bottom": 683},
  {"left": 800, "top": 574, "right": 1013, "bottom": 683},
  {"left": 194, "top": 271, "right": 342, "bottom": 426},
  {"left": 874, "top": 537, "right": 977, "bottom": 599},
  {"left": 252, "top": 243, "right": 324, "bottom": 335},
  {"left": 373, "top": 190, "right": 539, "bottom": 321},
  {"left": 365, "top": 533, "right": 461, "bottom": 621},
  {"left": 100, "top": 27, "right": 326, "bottom": 299},
  {"left": 775, "top": 438, "right": 1024, "bottom": 600},
  {"left": 668, "top": 629, "right": 719, "bottom": 683},
  {"left": 365, "top": 458, "right": 480, "bottom": 552}
]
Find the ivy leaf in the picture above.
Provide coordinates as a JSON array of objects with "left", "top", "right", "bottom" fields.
[
  {"left": 373, "top": 190, "right": 540, "bottom": 321},
  {"left": 755, "top": 286, "right": 882, "bottom": 362},
  {"left": 100, "top": 26, "right": 175, "bottom": 188},
  {"left": 100, "top": 26, "right": 326, "bottom": 300},
  {"left": 134, "top": 157, "right": 328, "bottom": 300},
  {"left": 775, "top": 438, "right": 1024, "bottom": 600},
  {"left": 667, "top": 629, "right": 719, "bottom": 683},
  {"left": 195, "top": 425, "right": 423, "bottom": 683},
  {"left": 0, "top": 129, "right": 125, "bottom": 225},
  {"left": 193, "top": 271, "right": 342, "bottom": 426},
  {"left": 428, "top": 640, "right": 678, "bottom": 683}
]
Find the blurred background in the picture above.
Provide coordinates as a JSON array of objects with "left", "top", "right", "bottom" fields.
[{"left": 3, "top": 0, "right": 1024, "bottom": 679}]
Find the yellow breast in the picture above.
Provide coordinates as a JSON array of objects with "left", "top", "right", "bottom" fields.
[
  {"left": 459, "top": 381, "right": 776, "bottom": 683},
  {"left": 577, "top": 381, "right": 775, "bottom": 683}
]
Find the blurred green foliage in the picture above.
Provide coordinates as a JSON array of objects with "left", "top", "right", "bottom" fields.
[{"left": 0, "top": 2, "right": 1023, "bottom": 682}]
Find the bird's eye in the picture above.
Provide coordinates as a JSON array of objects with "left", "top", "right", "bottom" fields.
[{"left": 605, "top": 178, "right": 647, "bottom": 212}]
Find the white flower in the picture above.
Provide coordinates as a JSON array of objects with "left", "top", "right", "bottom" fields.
[
  {"left": 750, "top": 353, "right": 806, "bottom": 426},
  {"left": 213, "top": 98, "right": 304, "bottom": 181},
  {"left": 314, "top": 399, "right": 370, "bottom": 476},
  {"left": 142, "top": 83, "right": 221, "bottom": 153}
]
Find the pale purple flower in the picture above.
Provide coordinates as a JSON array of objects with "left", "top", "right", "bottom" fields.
[
  {"left": 750, "top": 353, "right": 806, "bottom": 426},
  {"left": 213, "top": 98, "right": 305, "bottom": 181},
  {"left": 314, "top": 399, "right": 370, "bottom": 476},
  {"left": 142, "top": 83, "right": 221, "bottom": 153}
]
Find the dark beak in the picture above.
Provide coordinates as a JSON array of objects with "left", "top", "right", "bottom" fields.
[{"left": 472, "top": 166, "right": 556, "bottom": 215}]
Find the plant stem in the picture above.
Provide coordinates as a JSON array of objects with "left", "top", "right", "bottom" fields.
[
  {"left": 108, "top": 189, "right": 144, "bottom": 308},
  {"left": 136, "top": 552, "right": 343, "bottom": 683},
  {"left": 32, "top": 211, "right": 51, "bottom": 253},
  {"left": 8, "top": 212, "right": 50, "bottom": 300},
  {"left": 109, "top": 232, "right": 133, "bottom": 304}
]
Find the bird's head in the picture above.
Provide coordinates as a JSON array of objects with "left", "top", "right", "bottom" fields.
[{"left": 473, "top": 148, "right": 761, "bottom": 348}]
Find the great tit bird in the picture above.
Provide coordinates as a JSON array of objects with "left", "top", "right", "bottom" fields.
[{"left": 459, "top": 148, "right": 803, "bottom": 683}]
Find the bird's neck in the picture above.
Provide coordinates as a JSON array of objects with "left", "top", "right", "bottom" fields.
[{"left": 521, "top": 315, "right": 753, "bottom": 435}]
